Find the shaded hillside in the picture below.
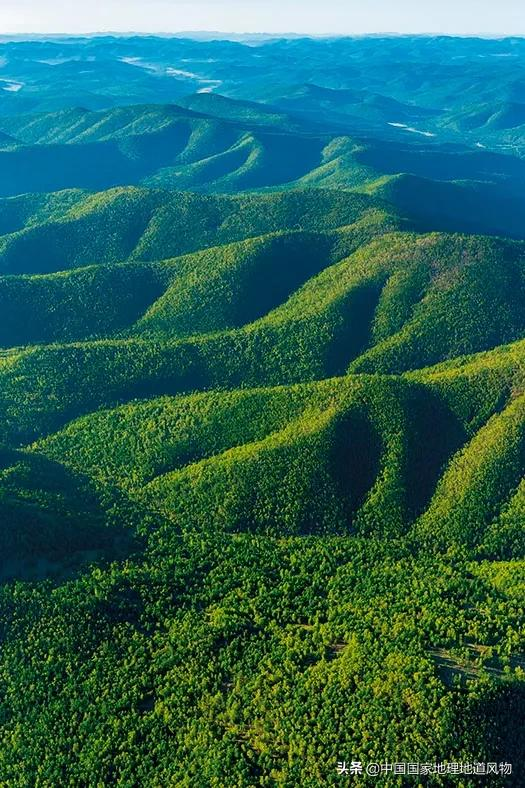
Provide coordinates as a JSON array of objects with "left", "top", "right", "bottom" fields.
[
  {"left": 362, "top": 173, "right": 525, "bottom": 239},
  {"left": 0, "top": 226, "right": 524, "bottom": 447},
  {"left": 0, "top": 187, "right": 392, "bottom": 275},
  {"left": 0, "top": 104, "right": 326, "bottom": 196},
  {"left": 0, "top": 446, "right": 140, "bottom": 583},
  {"left": 0, "top": 101, "right": 523, "bottom": 227}
]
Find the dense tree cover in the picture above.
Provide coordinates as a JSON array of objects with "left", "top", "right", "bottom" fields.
[
  {"left": 0, "top": 533, "right": 524, "bottom": 785},
  {"left": 0, "top": 228, "right": 523, "bottom": 447},
  {"left": 0, "top": 105, "right": 328, "bottom": 197},
  {"left": 0, "top": 187, "right": 389, "bottom": 275},
  {"left": 0, "top": 447, "right": 142, "bottom": 584},
  {"left": 1, "top": 244, "right": 524, "bottom": 781},
  {"left": 364, "top": 173, "right": 525, "bottom": 240},
  {"left": 0, "top": 261, "right": 170, "bottom": 347},
  {"left": 0, "top": 87, "right": 523, "bottom": 238},
  {"left": 0, "top": 57, "right": 524, "bottom": 780},
  {"left": 0, "top": 98, "right": 523, "bottom": 210},
  {"left": 35, "top": 377, "right": 463, "bottom": 539}
]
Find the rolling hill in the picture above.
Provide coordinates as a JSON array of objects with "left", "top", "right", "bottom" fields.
[
  {"left": 0, "top": 101, "right": 523, "bottom": 239},
  {"left": 0, "top": 187, "right": 395, "bottom": 276}
]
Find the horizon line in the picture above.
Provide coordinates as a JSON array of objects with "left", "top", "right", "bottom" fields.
[{"left": 0, "top": 30, "right": 524, "bottom": 39}]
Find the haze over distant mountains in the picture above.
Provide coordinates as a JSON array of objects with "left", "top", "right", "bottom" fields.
[
  {"left": 0, "top": 35, "right": 523, "bottom": 236},
  {"left": 0, "top": 34, "right": 522, "bottom": 154}
]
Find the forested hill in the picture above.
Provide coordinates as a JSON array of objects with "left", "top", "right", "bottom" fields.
[
  {"left": 0, "top": 33, "right": 524, "bottom": 787},
  {"left": 0, "top": 100, "right": 522, "bottom": 238}
]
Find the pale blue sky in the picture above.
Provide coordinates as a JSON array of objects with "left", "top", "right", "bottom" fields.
[{"left": 0, "top": 0, "right": 523, "bottom": 36}]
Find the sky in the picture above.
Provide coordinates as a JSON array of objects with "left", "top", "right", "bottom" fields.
[{"left": 0, "top": 0, "right": 523, "bottom": 36}]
